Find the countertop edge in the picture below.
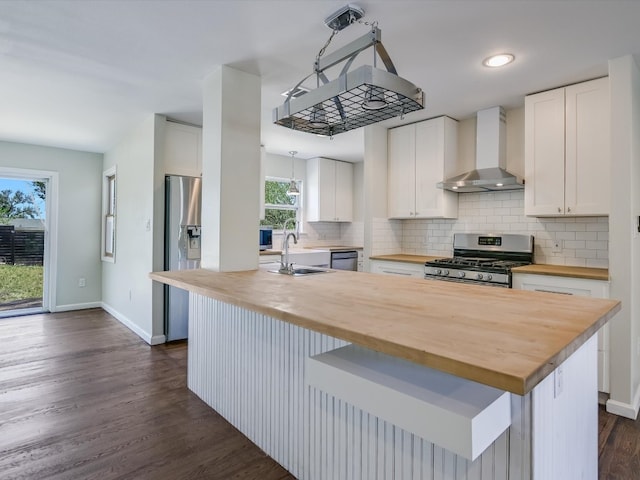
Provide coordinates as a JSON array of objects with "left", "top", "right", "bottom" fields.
[
  {"left": 369, "top": 254, "right": 441, "bottom": 264},
  {"left": 512, "top": 265, "right": 609, "bottom": 281}
]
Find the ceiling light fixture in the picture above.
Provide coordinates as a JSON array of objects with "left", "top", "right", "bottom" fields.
[
  {"left": 287, "top": 150, "right": 300, "bottom": 196},
  {"left": 482, "top": 53, "right": 515, "bottom": 68},
  {"left": 273, "top": 4, "right": 424, "bottom": 136}
]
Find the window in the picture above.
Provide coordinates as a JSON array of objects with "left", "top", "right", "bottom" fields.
[
  {"left": 101, "top": 167, "right": 116, "bottom": 262},
  {"left": 260, "top": 177, "right": 300, "bottom": 231}
]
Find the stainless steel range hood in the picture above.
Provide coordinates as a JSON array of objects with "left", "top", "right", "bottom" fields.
[{"left": 437, "top": 106, "right": 523, "bottom": 193}]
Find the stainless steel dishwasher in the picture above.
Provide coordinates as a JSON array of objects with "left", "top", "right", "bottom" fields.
[{"left": 330, "top": 250, "right": 358, "bottom": 271}]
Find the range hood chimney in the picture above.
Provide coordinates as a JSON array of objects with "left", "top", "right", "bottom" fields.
[{"left": 437, "top": 106, "right": 523, "bottom": 192}]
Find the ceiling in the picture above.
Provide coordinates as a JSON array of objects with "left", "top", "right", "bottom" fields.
[{"left": 1, "top": 1, "right": 639, "bottom": 163}]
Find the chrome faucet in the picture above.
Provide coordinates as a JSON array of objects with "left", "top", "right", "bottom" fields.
[
  {"left": 280, "top": 232, "right": 298, "bottom": 274},
  {"left": 281, "top": 218, "right": 297, "bottom": 248}
]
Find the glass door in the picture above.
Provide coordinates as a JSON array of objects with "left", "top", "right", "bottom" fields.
[{"left": 0, "top": 177, "right": 47, "bottom": 317}]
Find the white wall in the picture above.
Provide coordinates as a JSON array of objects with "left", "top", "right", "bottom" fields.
[
  {"left": 607, "top": 54, "right": 640, "bottom": 419},
  {"left": 101, "top": 115, "right": 161, "bottom": 344},
  {"left": 0, "top": 141, "right": 103, "bottom": 310}
]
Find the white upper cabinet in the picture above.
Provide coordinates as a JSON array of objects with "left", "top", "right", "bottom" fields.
[
  {"left": 387, "top": 116, "right": 459, "bottom": 219},
  {"left": 164, "top": 121, "right": 203, "bottom": 177},
  {"left": 524, "top": 77, "right": 610, "bottom": 216},
  {"left": 306, "top": 157, "right": 353, "bottom": 222}
]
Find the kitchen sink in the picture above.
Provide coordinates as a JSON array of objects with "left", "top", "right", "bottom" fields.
[{"left": 268, "top": 267, "right": 334, "bottom": 276}]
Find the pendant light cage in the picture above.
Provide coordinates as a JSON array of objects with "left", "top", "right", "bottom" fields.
[{"left": 287, "top": 150, "right": 300, "bottom": 196}]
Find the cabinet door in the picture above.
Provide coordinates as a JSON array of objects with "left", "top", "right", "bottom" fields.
[
  {"left": 307, "top": 158, "right": 336, "bottom": 222},
  {"left": 415, "top": 117, "right": 458, "bottom": 218},
  {"left": 565, "top": 77, "right": 610, "bottom": 215},
  {"left": 317, "top": 158, "right": 337, "bottom": 221},
  {"left": 334, "top": 161, "right": 353, "bottom": 222},
  {"left": 164, "top": 122, "right": 202, "bottom": 177},
  {"left": 387, "top": 125, "right": 416, "bottom": 218},
  {"left": 524, "top": 88, "right": 566, "bottom": 216}
]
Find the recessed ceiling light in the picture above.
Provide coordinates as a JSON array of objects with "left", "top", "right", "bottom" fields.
[
  {"left": 482, "top": 53, "right": 515, "bottom": 68},
  {"left": 280, "top": 86, "right": 309, "bottom": 99}
]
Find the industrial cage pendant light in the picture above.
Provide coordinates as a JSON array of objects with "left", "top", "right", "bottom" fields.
[
  {"left": 287, "top": 150, "right": 300, "bottom": 196},
  {"left": 273, "top": 4, "right": 424, "bottom": 136}
]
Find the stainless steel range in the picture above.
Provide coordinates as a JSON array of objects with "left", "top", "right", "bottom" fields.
[{"left": 424, "top": 233, "right": 534, "bottom": 287}]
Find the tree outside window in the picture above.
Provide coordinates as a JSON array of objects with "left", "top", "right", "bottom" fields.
[{"left": 260, "top": 178, "right": 300, "bottom": 231}]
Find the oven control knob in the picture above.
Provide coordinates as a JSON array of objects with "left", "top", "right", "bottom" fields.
[
  {"left": 434, "top": 268, "right": 442, "bottom": 275},
  {"left": 476, "top": 273, "right": 483, "bottom": 280},
  {"left": 486, "top": 274, "right": 492, "bottom": 281},
  {"left": 457, "top": 271, "right": 465, "bottom": 278},
  {"left": 443, "top": 270, "right": 449, "bottom": 276}
]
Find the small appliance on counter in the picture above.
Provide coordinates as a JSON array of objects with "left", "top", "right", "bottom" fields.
[
  {"left": 259, "top": 227, "right": 273, "bottom": 251},
  {"left": 424, "top": 233, "right": 534, "bottom": 288}
]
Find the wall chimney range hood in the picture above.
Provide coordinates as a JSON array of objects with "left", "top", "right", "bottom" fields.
[{"left": 438, "top": 106, "right": 523, "bottom": 193}]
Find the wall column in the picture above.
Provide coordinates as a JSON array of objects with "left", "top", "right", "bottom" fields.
[
  {"left": 607, "top": 54, "right": 640, "bottom": 419},
  {"left": 201, "top": 66, "right": 261, "bottom": 271},
  {"left": 362, "top": 124, "right": 388, "bottom": 269}
]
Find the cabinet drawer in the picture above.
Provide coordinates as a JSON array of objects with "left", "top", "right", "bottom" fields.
[{"left": 370, "top": 260, "right": 424, "bottom": 278}]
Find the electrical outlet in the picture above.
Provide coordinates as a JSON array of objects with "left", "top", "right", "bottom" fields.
[
  {"left": 78, "top": 278, "right": 86, "bottom": 288},
  {"left": 552, "top": 241, "right": 562, "bottom": 254},
  {"left": 554, "top": 365, "right": 564, "bottom": 398}
]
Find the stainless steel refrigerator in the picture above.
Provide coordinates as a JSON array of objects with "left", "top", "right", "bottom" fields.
[{"left": 164, "top": 175, "right": 202, "bottom": 341}]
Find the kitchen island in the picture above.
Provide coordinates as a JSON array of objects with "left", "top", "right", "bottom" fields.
[{"left": 150, "top": 268, "right": 620, "bottom": 479}]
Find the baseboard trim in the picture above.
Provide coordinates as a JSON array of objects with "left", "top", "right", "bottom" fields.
[
  {"left": 150, "top": 334, "right": 167, "bottom": 345},
  {"left": 52, "top": 302, "right": 103, "bottom": 312},
  {"left": 101, "top": 302, "right": 156, "bottom": 346},
  {"left": 606, "top": 383, "right": 640, "bottom": 420}
]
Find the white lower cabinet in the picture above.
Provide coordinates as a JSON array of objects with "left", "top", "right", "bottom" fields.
[
  {"left": 513, "top": 273, "right": 610, "bottom": 393},
  {"left": 370, "top": 260, "right": 424, "bottom": 278}
]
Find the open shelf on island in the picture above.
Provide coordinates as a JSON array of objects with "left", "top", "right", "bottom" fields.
[{"left": 306, "top": 344, "right": 512, "bottom": 460}]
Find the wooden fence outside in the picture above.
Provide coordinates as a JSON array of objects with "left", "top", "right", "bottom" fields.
[{"left": 0, "top": 225, "right": 45, "bottom": 266}]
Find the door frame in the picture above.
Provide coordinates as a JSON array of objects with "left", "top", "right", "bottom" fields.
[{"left": 0, "top": 167, "right": 58, "bottom": 312}]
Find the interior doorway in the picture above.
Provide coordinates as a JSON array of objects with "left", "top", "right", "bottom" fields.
[{"left": 0, "top": 168, "right": 57, "bottom": 318}]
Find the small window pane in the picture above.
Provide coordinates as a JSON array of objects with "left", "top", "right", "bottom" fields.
[
  {"left": 104, "top": 216, "right": 115, "bottom": 256},
  {"left": 261, "top": 209, "right": 296, "bottom": 230},
  {"left": 265, "top": 180, "right": 297, "bottom": 206}
]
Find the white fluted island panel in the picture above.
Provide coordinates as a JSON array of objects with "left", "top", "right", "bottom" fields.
[{"left": 187, "top": 293, "right": 540, "bottom": 479}]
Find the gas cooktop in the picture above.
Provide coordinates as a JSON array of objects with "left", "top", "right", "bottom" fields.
[{"left": 424, "top": 233, "right": 534, "bottom": 287}]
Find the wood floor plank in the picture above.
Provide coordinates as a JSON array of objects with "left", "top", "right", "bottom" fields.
[
  {"left": 598, "top": 405, "right": 640, "bottom": 480},
  {"left": 0, "top": 309, "right": 295, "bottom": 480}
]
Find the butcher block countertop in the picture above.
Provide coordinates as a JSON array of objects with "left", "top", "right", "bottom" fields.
[
  {"left": 259, "top": 249, "right": 282, "bottom": 256},
  {"left": 150, "top": 268, "right": 619, "bottom": 395},
  {"left": 369, "top": 254, "right": 441, "bottom": 264},
  {"left": 512, "top": 264, "right": 609, "bottom": 281}
]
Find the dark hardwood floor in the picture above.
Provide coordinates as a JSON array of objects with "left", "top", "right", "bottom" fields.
[
  {"left": 0, "top": 309, "right": 294, "bottom": 480},
  {"left": 599, "top": 399, "right": 640, "bottom": 479},
  {"left": 1, "top": 309, "right": 639, "bottom": 479}
]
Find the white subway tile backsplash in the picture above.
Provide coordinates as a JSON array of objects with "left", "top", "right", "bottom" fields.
[{"left": 399, "top": 190, "right": 608, "bottom": 267}]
